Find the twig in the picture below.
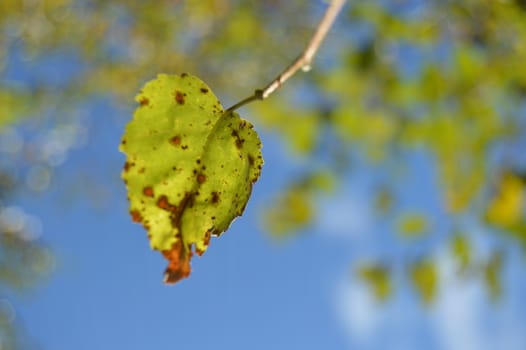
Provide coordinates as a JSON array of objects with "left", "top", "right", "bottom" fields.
[{"left": 226, "top": 0, "right": 346, "bottom": 112}]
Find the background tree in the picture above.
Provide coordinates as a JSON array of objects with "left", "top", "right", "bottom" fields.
[{"left": 1, "top": 0, "right": 526, "bottom": 348}]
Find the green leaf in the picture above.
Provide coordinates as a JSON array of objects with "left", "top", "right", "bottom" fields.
[{"left": 120, "top": 74, "right": 263, "bottom": 284}]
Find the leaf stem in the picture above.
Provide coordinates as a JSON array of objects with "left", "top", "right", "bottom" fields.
[{"left": 226, "top": 0, "right": 346, "bottom": 112}]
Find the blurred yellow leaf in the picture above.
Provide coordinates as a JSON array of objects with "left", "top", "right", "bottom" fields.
[
  {"left": 307, "top": 171, "right": 336, "bottom": 193},
  {"left": 410, "top": 260, "right": 437, "bottom": 305},
  {"left": 450, "top": 234, "right": 471, "bottom": 273},
  {"left": 398, "top": 213, "right": 428, "bottom": 238},
  {"left": 264, "top": 187, "right": 313, "bottom": 238},
  {"left": 484, "top": 251, "right": 503, "bottom": 300},
  {"left": 374, "top": 188, "right": 394, "bottom": 214},
  {"left": 357, "top": 263, "right": 392, "bottom": 302},
  {"left": 486, "top": 172, "right": 525, "bottom": 228}
]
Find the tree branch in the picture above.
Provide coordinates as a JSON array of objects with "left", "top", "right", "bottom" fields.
[{"left": 226, "top": 0, "right": 346, "bottom": 112}]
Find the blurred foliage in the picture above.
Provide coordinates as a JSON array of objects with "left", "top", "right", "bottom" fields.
[
  {"left": 0, "top": 303, "right": 17, "bottom": 350},
  {"left": 484, "top": 250, "right": 503, "bottom": 301},
  {"left": 485, "top": 172, "right": 526, "bottom": 241},
  {"left": 450, "top": 233, "right": 471, "bottom": 274},
  {"left": 264, "top": 171, "right": 334, "bottom": 238},
  {"left": 0, "top": 233, "right": 52, "bottom": 290},
  {"left": 397, "top": 213, "right": 428, "bottom": 238},
  {"left": 357, "top": 263, "right": 392, "bottom": 303},
  {"left": 265, "top": 186, "right": 313, "bottom": 238},
  {"left": 0, "top": 1, "right": 526, "bottom": 342},
  {"left": 410, "top": 259, "right": 437, "bottom": 305},
  {"left": 0, "top": 184, "right": 52, "bottom": 349}
]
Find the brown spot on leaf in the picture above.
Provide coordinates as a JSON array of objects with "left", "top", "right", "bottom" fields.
[
  {"left": 248, "top": 155, "right": 255, "bottom": 166},
  {"left": 211, "top": 191, "right": 220, "bottom": 204},
  {"left": 200, "top": 87, "right": 209, "bottom": 94},
  {"left": 174, "top": 91, "right": 185, "bottom": 105},
  {"left": 130, "top": 210, "right": 142, "bottom": 223},
  {"left": 231, "top": 130, "right": 244, "bottom": 149},
  {"left": 195, "top": 231, "right": 212, "bottom": 256},
  {"left": 181, "top": 145, "right": 188, "bottom": 150},
  {"left": 143, "top": 186, "right": 154, "bottom": 197},
  {"left": 139, "top": 96, "right": 149, "bottom": 106},
  {"left": 123, "top": 161, "right": 133, "bottom": 172},
  {"left": 157, "top": 195, "right": 169, "bottom": 210},
  {"left": 162, "top": 240, "right": 192, "bottom": 284},
  {"left": 181, "top": 73, "right": 188, "bottom": 78},
  {"left": 170, "top": 135, "right": 181, "bottom": 146},
  {"left": 157, "top": 195, "right": 177, "bottom": 212},
  {"left": 197, "top": 174, "right": 206, "bottom": 184}
]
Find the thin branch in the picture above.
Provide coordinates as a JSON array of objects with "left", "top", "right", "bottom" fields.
[{"left": 226, "top": 0, "right": 346, "bottom": 112}]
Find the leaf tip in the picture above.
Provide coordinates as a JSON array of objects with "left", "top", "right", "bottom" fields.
[
  {"left": 162, "top": 240, "right": 192, "bottom": 285},
  {"left": 163, "top": 269, "right": 190, "bottom": 285}
]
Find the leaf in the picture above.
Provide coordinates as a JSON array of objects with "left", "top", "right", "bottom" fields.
[
  {"left": 263, "top": 170, "right": 335, "bottom": 238},
  {"left": 485, "top": 172, "right": 524, "bottom": 228},
  {"left": 120, "top": 74, "right": 263, "bottom": 284},
  {"left": 374, "top": 187, "right": 394, "bottom": 214},
  {"left": 357, "top": 263, "right": 392, "bottom": 302},
  {"left": 484, "top": 251, "right": 503, "bottom": 300},
  {"left": 450, "top": 234, "right": 471, "bottom": 274},
  {"left": 264, "top": 187, "right": 313, "bottom": 238},
  {"left": 398, "top": 213, "right": 428, "bottom": 238},
  {"left": 409, "top": 259, "right": 437, "bottom": 305}
]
